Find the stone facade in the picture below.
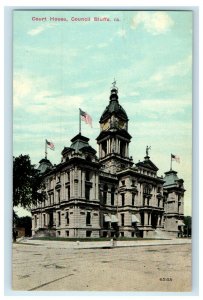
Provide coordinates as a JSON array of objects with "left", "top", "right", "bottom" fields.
[{"left": 31, "top": 86, "right": 185, "bottom": 238}]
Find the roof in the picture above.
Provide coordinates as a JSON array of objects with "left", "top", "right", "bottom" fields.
[
  {"left": 96, "top": 129, "right": 132, "bottom": 141},
  {"left": 100, "top": 88, "right": 128, "bottom": 123},
  {"left": 136, "top": 156, "right": 159, "bottom": 171},
  {"left": 37, "top": 158, "right": 53, "bottom": 174},
  {"left": 62, "top": 133, "right": 96, "bottom": 155},
  {"left": 163, "top": 170, "right": 184, "bottom": 188}
]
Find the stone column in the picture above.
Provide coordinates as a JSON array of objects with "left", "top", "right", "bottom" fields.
[
  {"left": 95, "top": 174, "right": 99, "bottom": 200},
  {"left": 144, "top": 212, "right": 148, "bottom": 226},
  {"left": 70, "top": 170, "right": 73, "bottom": 198},
  {"left": 82, "top": 171, "right": 85, "bottom": 198},
  {"left": 92, "top": 172, "right": 95, "bottom": 200},
  {"left": 149, "top": 213, "right": 151, "bottom": 226},
  {"left": 46, "top": 213, "right": 49, "bottom": 227},
  {"left": 78, "top": 169, "right": 81, "bottom": 198},
  {"left": 107, "top": 140, "right": 110, "bottom": 154},
  {"left": 71, "top": 169, "right": 75, "bottom": 198},
  {"left": 118, "top": 140, "right": 120, "bottom": 154},
  {"left": 53, "top": 211, "right": 56, "bottom": 227},
  {"left": 157, "top": 215, "right": 161, "bottom": 227},
  {"left": 159, "top": 215, "right": 162, "bottom": 226}
]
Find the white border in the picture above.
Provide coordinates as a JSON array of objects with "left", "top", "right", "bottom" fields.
[{"left": 2, "top": 0, "right": 202, "bottom": 299}]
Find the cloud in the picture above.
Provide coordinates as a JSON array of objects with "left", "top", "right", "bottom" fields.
[
  {"left": 150, "top": 55, "right": 192, "bottom": 82},
  {"left": 27, "top": 23, "right": 57, "bottom": 36},
  {"left": 131, "top": 12, "right": 174, "bottom": 35},
  {"left": 27, "top": 26, "right": 45, "bottom": 36},
  {"left": 126, "top": 96, "right": 191, "bottom": 120},
  {"left": 13, "top": 73, "right": 84, "bottom": 115}
]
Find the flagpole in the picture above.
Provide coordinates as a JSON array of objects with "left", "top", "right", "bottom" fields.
[
  {"left": 79, "top": 108, "right": 81, "bottom": 134},
  {"left": 170, "top": 154, "right": 172, "bottom": 171},
  {"left": 45, "top": 139, "right": 47, "bottom": 159}
]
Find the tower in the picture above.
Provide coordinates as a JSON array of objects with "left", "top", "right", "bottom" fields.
[
  {"left": 163, "top": 170, "right": 185, "bottom": 237},
  {"left": 96, "top": 83, "right": 133, "bottom": 173}
]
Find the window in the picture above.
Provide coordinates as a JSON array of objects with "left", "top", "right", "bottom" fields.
[
  {"left": 34, "top": 215, "right": 37, "bottom": 227},
  {"left": 43, "top": 214, "right": 46, "bottom": 226},
  {"left": 111, "top": 187, "right": 115, "bottom": 206},
  {"left": 103, "top": 184, "right": 108, "bottom": 204},
  {"left": 57, "top": 190, "right": 60, "bottom": 203},
  {"left": 86, "top": 212, "right": 91, "bottom": 225},
  {"left": 66, "top": 231, "right": 69, "bottom": 237},
  {"left": 57, "top": 212, "right": 61, "bottom": 226},
  {"left": 85, "top": 186, "right": 90, "bottom": 200},
  {"left": 121, "top": 194, "right": 125, "bottom": 206},
  {"left": 86, "top": 231, "right": 92, "bottom": 237},
  {"left": 144, "top": 185, "right": 151, "bottom": 194},
  {"left": 121, "top": 180, "right": 125, "bottom": 186},
  {"left": 102, "top": 141, "right": 107, "bottom": 157},
  {"left": 85, "top": 170, "right": 90, "bottom": 181},
  {"left": 57, "top": 231, "right": 61, "bottom": 236},
  {"left": 132, "top": 194, "right": 135, "bottom": 206},
  {"left": 67, "top": 186, "right": 70, "bottom": 200},
  {"left": 120, "top": 140, "right": 126, "bottom": 157},
  {"left": 121, "top": 213, "right": 125, "bottom": 226},
  {"left": 120, "top": 232, "right": 124, "bottom": 237},
  {"left": 66, "top": 212, "right": 69, "bottom": 225}
]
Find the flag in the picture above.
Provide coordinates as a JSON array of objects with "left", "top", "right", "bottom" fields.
[
  {"left": 171, "top": 154, "right": 180, "bottom": 163},
  {"left": 80, "top": 108, "right": 92, "bottom": 127},
  {"left": 46, "top": 139, "right": 55, "bottom": 150}
]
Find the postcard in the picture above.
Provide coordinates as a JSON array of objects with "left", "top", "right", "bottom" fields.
[{"left": 12, "top": 9, "right": 192, "bottom": 292}]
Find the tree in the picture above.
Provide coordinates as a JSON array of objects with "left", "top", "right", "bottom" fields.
[
  {"left": 13, "top": 154, "right": 44, "bottom": 209},
  {"left": 183, "top": 216, "right": 192, "bottom": 237}
]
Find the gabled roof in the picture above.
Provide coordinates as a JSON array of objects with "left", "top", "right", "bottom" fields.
[{"left": 136, "top": 156, "right": 159, "bottom": 171}]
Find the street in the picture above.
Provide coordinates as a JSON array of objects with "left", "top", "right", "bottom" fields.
[{"left": 12, "top": 239, "right": 192, "bottom": 292}]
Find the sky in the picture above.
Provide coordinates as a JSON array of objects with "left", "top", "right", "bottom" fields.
[{"left": 13, "top": 10, "right": 192, "bottom": 217}]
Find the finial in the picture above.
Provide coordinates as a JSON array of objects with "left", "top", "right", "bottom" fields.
[
  {"left": 112, "top": 78, "right": 116, "bottom": 88},
  {"left": 110, "top": 78, "right": 118, "bottom": 95}
]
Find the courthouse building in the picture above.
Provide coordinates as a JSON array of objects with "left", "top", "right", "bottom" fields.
[{"left": 31, "top": 85, "right": 185, "bottom": 238}]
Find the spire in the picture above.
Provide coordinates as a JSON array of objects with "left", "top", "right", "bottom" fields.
[{"left": 99, "top": 81, "right": 128, "bottom": 123}]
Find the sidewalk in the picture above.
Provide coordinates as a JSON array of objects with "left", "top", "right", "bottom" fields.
[{"left": 18, "top": 237, "right": 192, "bottom": 249}]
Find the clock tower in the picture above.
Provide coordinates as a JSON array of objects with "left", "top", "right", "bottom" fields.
[{"left": 96, "top": 82, "right": 133, "bottom": 173}]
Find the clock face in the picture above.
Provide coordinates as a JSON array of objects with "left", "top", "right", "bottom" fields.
[
  {"left": 102, "top": 120, "right": 109, "bottom": 131},
  {"left": 118, "top": 120, "right": 125, "bottom": 129}
]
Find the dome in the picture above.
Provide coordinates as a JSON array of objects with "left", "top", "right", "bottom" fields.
[
  {"left": 38, "top": 158, "right": 53, "bottom": 174},
  {"left": 100, "top": 87, "right": 128, "bottom": 123}
]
